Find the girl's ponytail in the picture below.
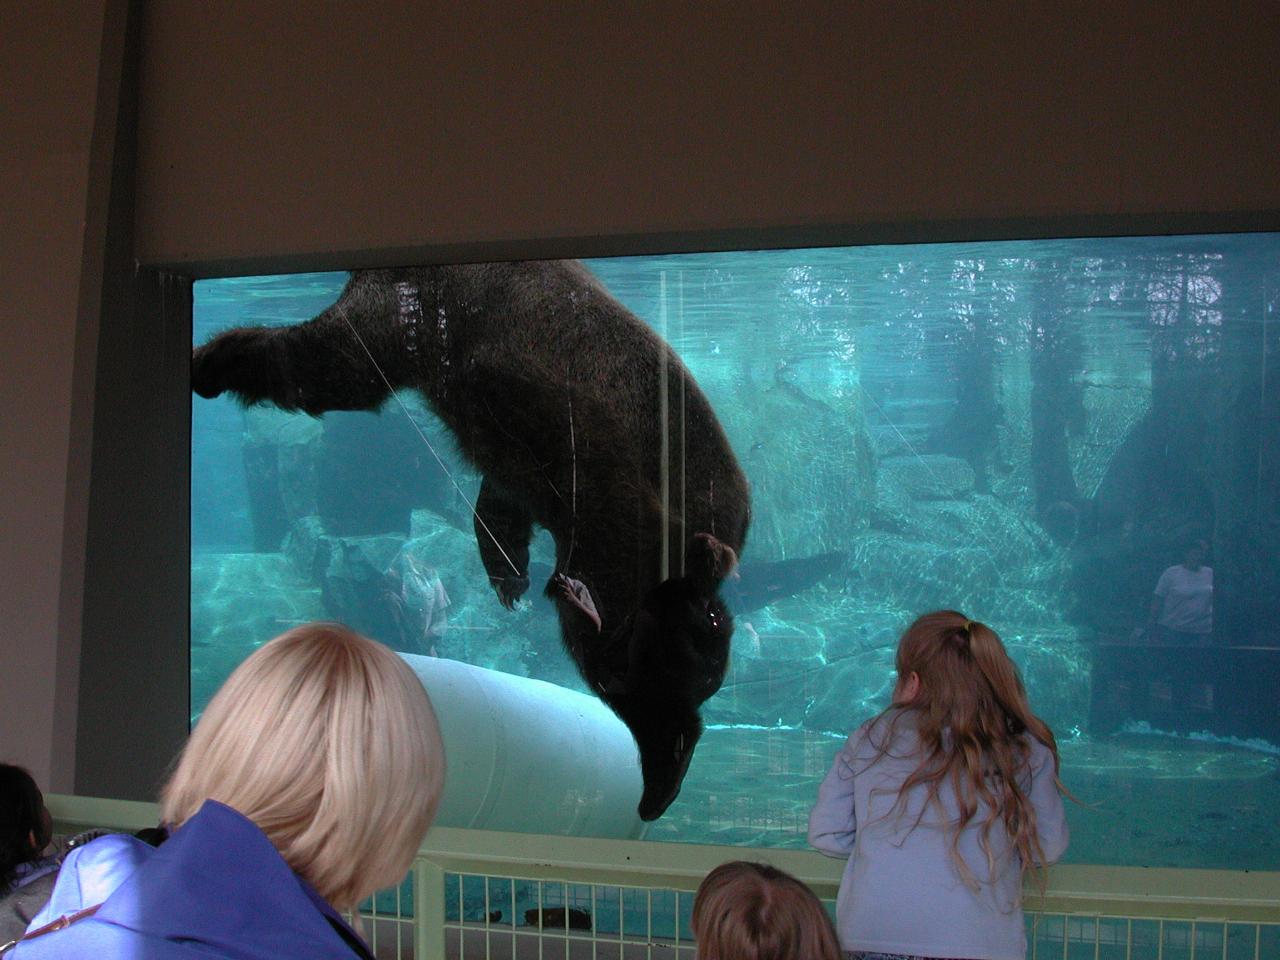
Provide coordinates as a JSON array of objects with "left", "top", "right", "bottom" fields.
[
  {"left": 967, "top": 619, "right": 1061, "bottom": 773},
  {"left": 871, "top": 611, "right": 1069, "bottom": 892}
]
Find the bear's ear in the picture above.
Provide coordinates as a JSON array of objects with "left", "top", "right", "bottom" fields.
[
  {"left": 714, "top": 542, "right": 739, "bottom": 582},
  {"left": 685, "top": 533, "right": 737, "bottom": 585}
]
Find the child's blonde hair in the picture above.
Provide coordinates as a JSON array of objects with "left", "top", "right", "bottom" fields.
[
  {"left": 691, "top": 860, "right": 841, "bottom": 960},
  {"left": 872, "top": 609, "right": 1065, "bottom": 889},
  {"left": 161, "top": 622, "right": 445, "bottom": 909}
]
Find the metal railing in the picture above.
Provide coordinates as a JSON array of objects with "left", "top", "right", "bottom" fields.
[{"left": 46, "top": 795, "right": 1280, "bottom": 959}]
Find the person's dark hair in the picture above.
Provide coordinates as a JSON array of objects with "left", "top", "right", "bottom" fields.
[
  {"left": 692, "top": 860, "right": 841, "bottom": 960},
  {"left": 0, "top": 764, "right": 52, "bottom": 893}
]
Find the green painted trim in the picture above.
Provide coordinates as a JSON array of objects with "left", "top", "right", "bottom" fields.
[
  {"left": 47, "top": 793, "right": 160, "bottom": 834},
  {"left": 1028, "top": 864, "right": 1280, "bottom": 923},
  {"left": 414, "top": 859, "right": 446, "bottom": 959}
]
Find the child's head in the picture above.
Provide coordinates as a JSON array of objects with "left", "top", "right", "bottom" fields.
[
  {"left": 882, "top": 610, "right": 1063, "bottom": 888},
  {"left": 691, "top": 860, "right": 841, "bottom": 960},
  {"left": 1, "top": 763, "right": 53, "bottom": 892},
  {"left": 893, "top": 609, "right": 1035, "bottom": 735}
]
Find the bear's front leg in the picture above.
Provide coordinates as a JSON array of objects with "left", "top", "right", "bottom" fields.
[
  {"left": 474, "top": 477, "right": 533, "bottom": 608},
  {"left": 192, "top": 321, "right": 396, "bottom": 415},
  {"left": 192, "top": 328, "right": 295, "bottom": 405}
]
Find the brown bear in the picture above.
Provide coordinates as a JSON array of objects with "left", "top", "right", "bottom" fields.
[{"left": 192, "top": 260, "right": 751, "bottom": 820}]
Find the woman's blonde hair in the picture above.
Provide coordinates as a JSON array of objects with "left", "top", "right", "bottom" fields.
[
  {"left": 691, "top": 861, "right": 841, "bottom": 960},
  {"left": 161, "top": 622, "right": 445, "bottom": 909},
  {"left": 871, "top": 610, "right": 1065, "bottom": 891}
]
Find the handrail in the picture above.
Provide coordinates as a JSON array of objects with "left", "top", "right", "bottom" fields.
[
  {"left": 45, "top": 791, "right": 1280, "bottom": 958},
  {"left": 414, "top": 824, "right": 1280, "bottom": 920}
]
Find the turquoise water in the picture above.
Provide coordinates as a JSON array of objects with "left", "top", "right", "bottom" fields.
[{"left": 192, "top": 235, "right": 1280, "bottom": 870}]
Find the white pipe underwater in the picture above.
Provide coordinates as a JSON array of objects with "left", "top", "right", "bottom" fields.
[{"left": 400, "top": 654, "right": 648, "bottom": 840}]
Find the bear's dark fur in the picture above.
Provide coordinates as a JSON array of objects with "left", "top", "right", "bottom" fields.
[{"left": 192, "top": 260, "right": 751, "bottom": 820}]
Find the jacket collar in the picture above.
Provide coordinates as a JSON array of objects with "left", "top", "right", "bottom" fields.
[{"left": 95, "top": 799, "right": 369, "bottom": 960}]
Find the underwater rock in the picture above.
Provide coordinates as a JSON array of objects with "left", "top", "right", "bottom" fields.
[
  {"left": 283, "top": 515, "right": 329, "bottom": 582},
  {"left": 1002, "top": 629, "right": 1089, "bottom": 735},
  {"left": 312, "top": 531, "right": 455, "bottom": 658},
  {"left": 866, "top": 481, "right": 916, "bottom": 535},
  {"left": 908, "top": 498, "right": 1043, "bottom": 560},
  {"left": 190, "top": 552, "right": 324, "bottom": 716},
  {"left": 815, "top": 606, "right": 905, "bottom": 664},
  {"left": 805, "top": 659, "right": 895, "bottom": 733},
  {"left": 241, "top": 408, "right": 322, "bottom": 551},
  {"left": 317, "top": 407, "right": 465, "bottom": 536},
  {"left": 864, "top": 483, "right": 1074, "bottom": 622},
  {"left": 867, "top": 418, "right": 937, "bottom": 461},
  {"left": 319, "top": 533, "right": 405, "bottom": 640},
  {"left": 724, "top": 372, "right": 874, "bottom": 559},
  {"left": 878, "top": 455, "right": 976, "bottom": 502},
  {"left": 847, "top": 535, "right": 997, "bottom": 611}
]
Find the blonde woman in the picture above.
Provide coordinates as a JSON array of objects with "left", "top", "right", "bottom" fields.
[
  {"left": 691, "top": 860, "right": 841, "bottom": 960},
  {"left": 11, "top": 623, "right": 444, "bottom": 959},
  {"left": 808, "top": 611, "right": 1069, "bottom": 960}
]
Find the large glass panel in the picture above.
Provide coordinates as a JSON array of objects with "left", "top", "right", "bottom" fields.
[{"left": 191, "top": 234, "right": 1280, "bottom": 868}]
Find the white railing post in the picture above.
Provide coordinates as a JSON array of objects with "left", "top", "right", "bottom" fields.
[{"left": 415, "top": 856, "right": 446, "bottom": 960}]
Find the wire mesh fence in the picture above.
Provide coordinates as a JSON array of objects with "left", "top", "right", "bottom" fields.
[{"left": 354, "top": 866, "right": 1280, "bottom": 960}]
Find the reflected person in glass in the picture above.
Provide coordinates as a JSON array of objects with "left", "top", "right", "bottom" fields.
[{"left": 1144, "top": 539, "right": 1213, "bottom": 646}]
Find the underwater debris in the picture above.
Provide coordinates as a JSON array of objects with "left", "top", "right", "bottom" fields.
[{"left": 524, "top": 907, "right": 592, "bottom": 931}]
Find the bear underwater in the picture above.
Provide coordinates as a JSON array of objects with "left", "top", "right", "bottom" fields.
[{"left": 191, "top": 260, "right": 751, "bottom": 821}]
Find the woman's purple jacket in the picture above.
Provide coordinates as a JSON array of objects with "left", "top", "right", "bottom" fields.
[{"left": 12, "top": 799, "right": 371, "bottom": 959}]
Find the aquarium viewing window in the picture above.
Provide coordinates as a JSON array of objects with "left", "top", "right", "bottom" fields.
[{"left": 191, "top": 234, "right": 1280, "bottom": 871}]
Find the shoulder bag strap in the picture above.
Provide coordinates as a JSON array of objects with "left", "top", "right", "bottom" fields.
[{"left": 0, "top": 903, "right": 102, "bottom": 954}]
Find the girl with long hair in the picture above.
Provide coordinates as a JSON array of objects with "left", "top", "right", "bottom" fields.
[{"left": 808, "top": 610, "right": 1069, "bottom": 960}]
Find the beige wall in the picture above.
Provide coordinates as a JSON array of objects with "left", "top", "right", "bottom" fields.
[
  {"left": 136, "top": 3, "right": 1279, "bottom": 273},
  {"left": 1, "top": 1, "right": 1278, "bottom": 795},
  {"left": 0, "top": 5, "right": 109, "bottom": 789}
]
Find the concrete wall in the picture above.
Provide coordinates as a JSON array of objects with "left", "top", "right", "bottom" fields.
[
  {"left": 0, "top": 4, "right": 113, "bottom": 790},
  {"left": 1, "top": 0, "right": 1277, "bottom": 796}
]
